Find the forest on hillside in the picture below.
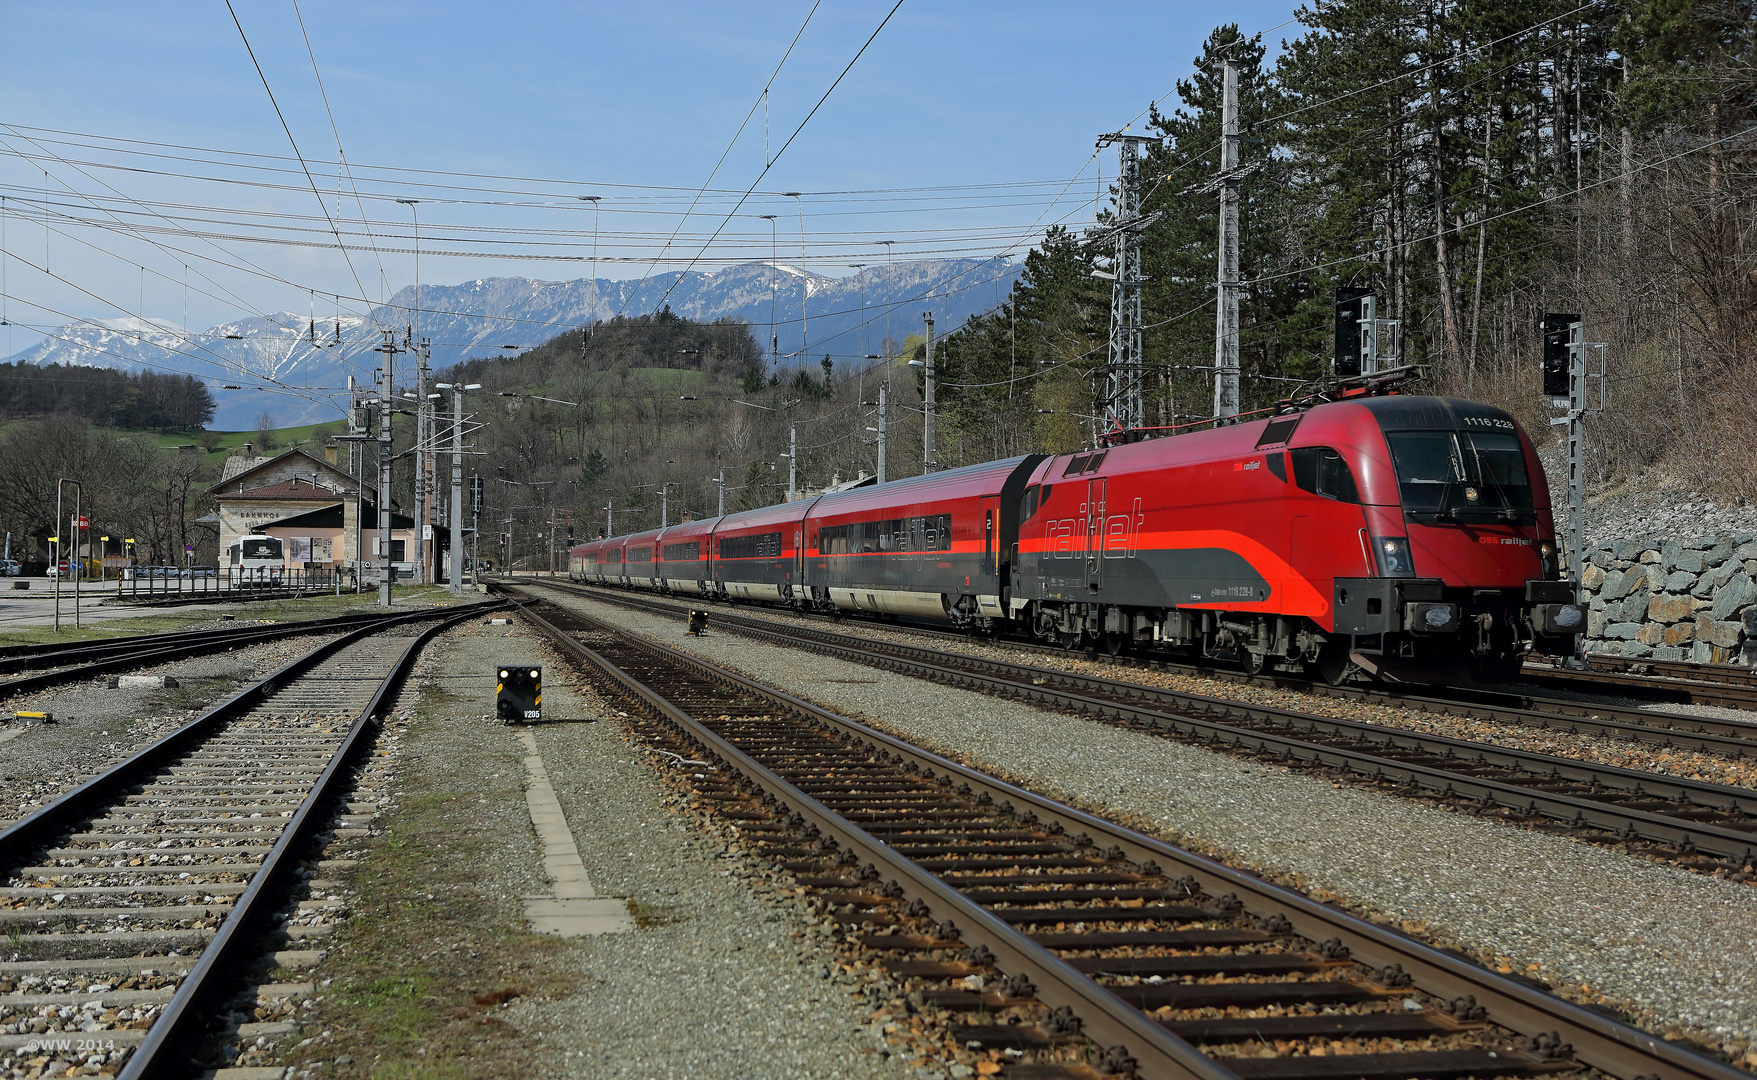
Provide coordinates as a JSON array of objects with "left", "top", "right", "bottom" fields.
[
  {"left": 0, "top": 364, "right": 216, "bottom": 431},
  {"left": 420, "top": 0, "right": 1755, "bottom": 563},
  {"left": 935, "top": 0, "right": 1757, "bottom": 497},
  {"left": 431, "top": 307, "right": 917, "bottom": 557}
]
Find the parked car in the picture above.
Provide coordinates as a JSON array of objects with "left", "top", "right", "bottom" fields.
[
  {"left": 0, "top": 559, "right": 20, "bottom": 577},
  {"left": 45, "top": 560, "right": 83, "bottom": 578}
]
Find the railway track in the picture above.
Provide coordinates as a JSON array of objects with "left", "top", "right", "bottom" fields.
[
  {"left": 511, "top": 583, "right": 1757, "bottom": 871},
  {"left": 0, "top": 599, "right": 499, "bottom": 1077},
  {"left": 522, "top": 580, "right": 1757, "bottom": 753},
  {"left": 515, "top": 596, "right": 1748, "bottom": 1080},
  {"left": 1522, "top": 657, "right": 1757, "bottom": 712},
  {"left": 0, "top": 608, "right": 460, "bottom": 703}
]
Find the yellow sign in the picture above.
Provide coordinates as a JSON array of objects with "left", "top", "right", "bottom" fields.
[{"left": 47, "top": 536, "right": 58, "bottom": 543}]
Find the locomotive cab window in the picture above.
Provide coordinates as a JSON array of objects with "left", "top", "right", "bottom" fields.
[
  {"left": 1290, "top": 447, "right": 1359, "bottom": 503},
  {"left": 1021, "top": 485, "right": 1041, "bottom": 520},
  {"left": 1386, "top": 431, "right": 1533, "bottom": 517}
]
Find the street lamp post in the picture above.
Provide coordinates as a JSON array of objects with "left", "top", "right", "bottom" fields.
[
  {"left": 879, "top": 240, "right": 895, "bottom": 356},
  {"left": 53, "top": 478, "right": 81, "bottom": 631},
  {"left": 785, "top": 193, "right": 806, "bottom": 358},
  {"left": 579, "top": 195, "right": 601, "bottom": 343},
  {"left": 848, "top": 264, "right": 867, "bottom": 357},
  {"left": 759, "top": 214, "right": 779, "bottom": 365},
  {"left": 396, "top": 199, "right": 420, "bottom": 340}
]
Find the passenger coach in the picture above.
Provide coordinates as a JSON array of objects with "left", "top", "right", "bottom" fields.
[{"left": 568, "top": 387, "right": 1580, "bottom": 684}]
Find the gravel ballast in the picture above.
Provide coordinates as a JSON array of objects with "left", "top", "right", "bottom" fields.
[
  {"left": 522, "top": 583, "right": 1757, "bottom": 793},
  {"left": 276, "top": 618, "right": 913, "bottom": 1080},
  {"left": 534, "top": 590, "right": 1757, "bottom": 1060},
  {"left": 0, "top": 632, "right": 347, "bottom": 825}
]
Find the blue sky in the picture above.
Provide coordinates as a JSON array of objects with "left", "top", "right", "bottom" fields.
[{"left": 0, "top": 0, "right": 1301, "bottom": 349}]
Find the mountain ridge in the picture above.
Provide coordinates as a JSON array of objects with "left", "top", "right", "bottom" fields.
[{"left": 3, "top": 258, "right": 1022, "bottom": 429}]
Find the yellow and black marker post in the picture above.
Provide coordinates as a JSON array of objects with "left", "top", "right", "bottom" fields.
[
  {"left": 496, "top": 666, "right": 541, "bottom": 724},
  {"left": 687, "top": 609, "right": 708, "bottom": 636}
]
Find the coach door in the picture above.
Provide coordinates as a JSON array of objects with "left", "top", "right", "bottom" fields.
[
  {"left": 1084, "top": 477, "right": 1105, "bottom": 591},
  {"left": 980, "top": 495, "right": 1000, "bottom": 580}
]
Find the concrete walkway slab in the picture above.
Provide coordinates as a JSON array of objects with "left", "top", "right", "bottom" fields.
[{"left": 516, "top": 729, "right": 633, "bottom": 936}]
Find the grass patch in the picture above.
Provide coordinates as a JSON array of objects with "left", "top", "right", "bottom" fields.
[
  {"left": 625, "top": 899, "right": 682, "bottom": 928},
  {"left": 0, "top": 585, "right": 477, "bottom": 648},
  {"left": 143, "top": 675, "right": 246, "bottom": 714},
  {"left": 275, "top": 702, "right": 576, "bottom": 1077}
]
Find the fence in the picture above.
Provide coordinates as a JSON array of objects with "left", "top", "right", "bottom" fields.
[{"left": 119, "top": 566, "right": 362, "bottom": 601}]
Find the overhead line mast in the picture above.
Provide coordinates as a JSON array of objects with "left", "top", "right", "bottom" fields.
[
  {"left": 1095, "top": 132, "right": 1159, "bottom": 445},
  {"left": 1212, "top": 55, "right": 1242, "bottom": 421}
]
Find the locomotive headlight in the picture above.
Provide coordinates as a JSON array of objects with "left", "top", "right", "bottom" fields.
[
  {"left": 1373, "top": 537, "right": 1415, "bottom": 578},
  {"left": 1539, "top": 541, "right": 1557, "bottom": 576}
]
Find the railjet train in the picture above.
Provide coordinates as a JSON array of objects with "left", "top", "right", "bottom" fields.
[{"left": 569, "top": 389, "right": 1583, "bottom": 684}]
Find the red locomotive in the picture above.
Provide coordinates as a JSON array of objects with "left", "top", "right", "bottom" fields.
[{"left": 571, "top": 386, "right": 1581, "bottom": 683}]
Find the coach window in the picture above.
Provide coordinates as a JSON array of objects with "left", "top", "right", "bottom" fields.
[{"left": 1290, "top": 447, "right": 1359, "bottom": 503}]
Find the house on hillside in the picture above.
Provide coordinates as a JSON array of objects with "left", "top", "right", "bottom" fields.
[{"left": 211, "top": 449, "right": 451, "bottom": 580}]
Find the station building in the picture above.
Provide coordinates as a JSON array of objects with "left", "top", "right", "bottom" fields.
[{"left": 211, "top": 449, "right": 443, "bottom": 578}]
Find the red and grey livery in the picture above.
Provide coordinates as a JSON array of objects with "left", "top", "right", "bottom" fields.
[{"left": 571, "top": 392, "right": 1582, "bottom": 683}]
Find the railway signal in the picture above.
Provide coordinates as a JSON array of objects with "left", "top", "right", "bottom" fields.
[
  {"left": 1543, "top": 313, "right": 1606, "bottom": 666},
  {"left": 496, "top": 665, "right": 541, "bottom": 723},
  {"left": 1333, "top": 287, "right": 1372, "bottom": 378},
  {"left": 1540, "top": 313, "right": 1577, "bottom": 401}
]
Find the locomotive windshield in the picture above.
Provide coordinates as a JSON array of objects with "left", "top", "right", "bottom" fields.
[
  {"left": 1386, "top": 431, "right": 1533, "bottom": 518},
  {"left": 241, "top": 537, "right": 283, "bottom": 560}
]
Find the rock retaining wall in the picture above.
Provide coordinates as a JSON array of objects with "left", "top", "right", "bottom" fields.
[{"left": 1580, "top": 534, "right": 1757, "bottom": 663}]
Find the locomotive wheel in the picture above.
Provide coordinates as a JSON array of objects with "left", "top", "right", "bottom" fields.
[
  {"left": 1102, "top": 632, "right": 1127, "bottom": 657},
  {"left": 1312, "top": 642, "right": 1353, "bottom": 686},
  {"left": 1057, "top": 630, "right": 1081, "bottom": 650},
  {"left": 1239, "top": 649, "right": 1266, "bottom": 676}
]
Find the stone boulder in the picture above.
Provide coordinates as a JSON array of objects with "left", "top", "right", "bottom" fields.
[
  {"left": 1661, "top": 539, "right": 1684, "bottom": 569},
  {"left": 1603, "top": 622, "right": 1642, "bottom": 640},
  {"left": 1674, "top": 549, "right": 1706, "bottom": 574},
  {"left": 1647, "top": 593, "right": 1697, "bottom": 623},
  {"left": 1635, "top": 622, "right": 1667, "bottom": 646},
  {"left": 1710, "top": 572, "right": 1756, "bottom": 622},
  {"left": 1663, "top": 570, "right": 1697, "bottom": 593},
  {"left": 1745, "top": 605, "right": 1757, "bottom": 635},
  {"left": 1695, "top": 618, "right": 1743, "bottom": 648},
  {"left": 1664, "top": 622, "right": 1695, "bottom": 646},
  {"left": 1580, "top": 564, "right": 1606, "bottom": 591}
]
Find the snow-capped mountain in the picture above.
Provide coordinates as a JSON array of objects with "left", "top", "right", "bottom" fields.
[{"left": 3, "top": 258, "right": 1021, "bottom": 430}]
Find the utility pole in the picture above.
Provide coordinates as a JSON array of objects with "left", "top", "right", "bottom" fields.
[
  {"left": 375, "top": 331, "right": 399, "bottom": 607},
  {"left": 1212, "top": 56, "right": 1242, "bottom": 421},
  {"left": 660, "top": 482, "right": 668, "bottom": 527},
  {"left": 605, "top": 499, "right": 614, "bottom": 537},
  {"left": 876, "top": 383, "right": 888, "bottom": 483},
  {"left": 787, "top": 427, "right": 798, "bottom": 501},
  {"left": 714, "top": 473, "right": 726, "bottom": 516},
  {"left": 1096, "top": 132, "right": 1154, "bottom": 441},
  {"left": 921, "top": 312, "right": 937, "bottom": 473},
  {"left": 436, "top": 382, "right": 477, "bottom": 595},
  {"left": 470, "top": 474, "right": 482, "bottom": 578},
  {"left": 413, "top": 349, "right": 429, "bottom": 585}
]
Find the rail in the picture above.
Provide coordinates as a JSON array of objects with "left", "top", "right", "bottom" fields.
[{"left": 515, "top": 598, "right": 1748, "bottom": 1080}]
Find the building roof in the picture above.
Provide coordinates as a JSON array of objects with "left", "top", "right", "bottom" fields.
[
  {"left": 219, "top": 456, "right": 269, "bottom": 483},
  {"left": 223, "top": 478, "right": 342, "bottom": 501},
  {"left": 259, "top": 504, "right": 345, "bottom": 530},
  {"left": 215, "top": 448, "right": 375, "bottom": 499}
]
